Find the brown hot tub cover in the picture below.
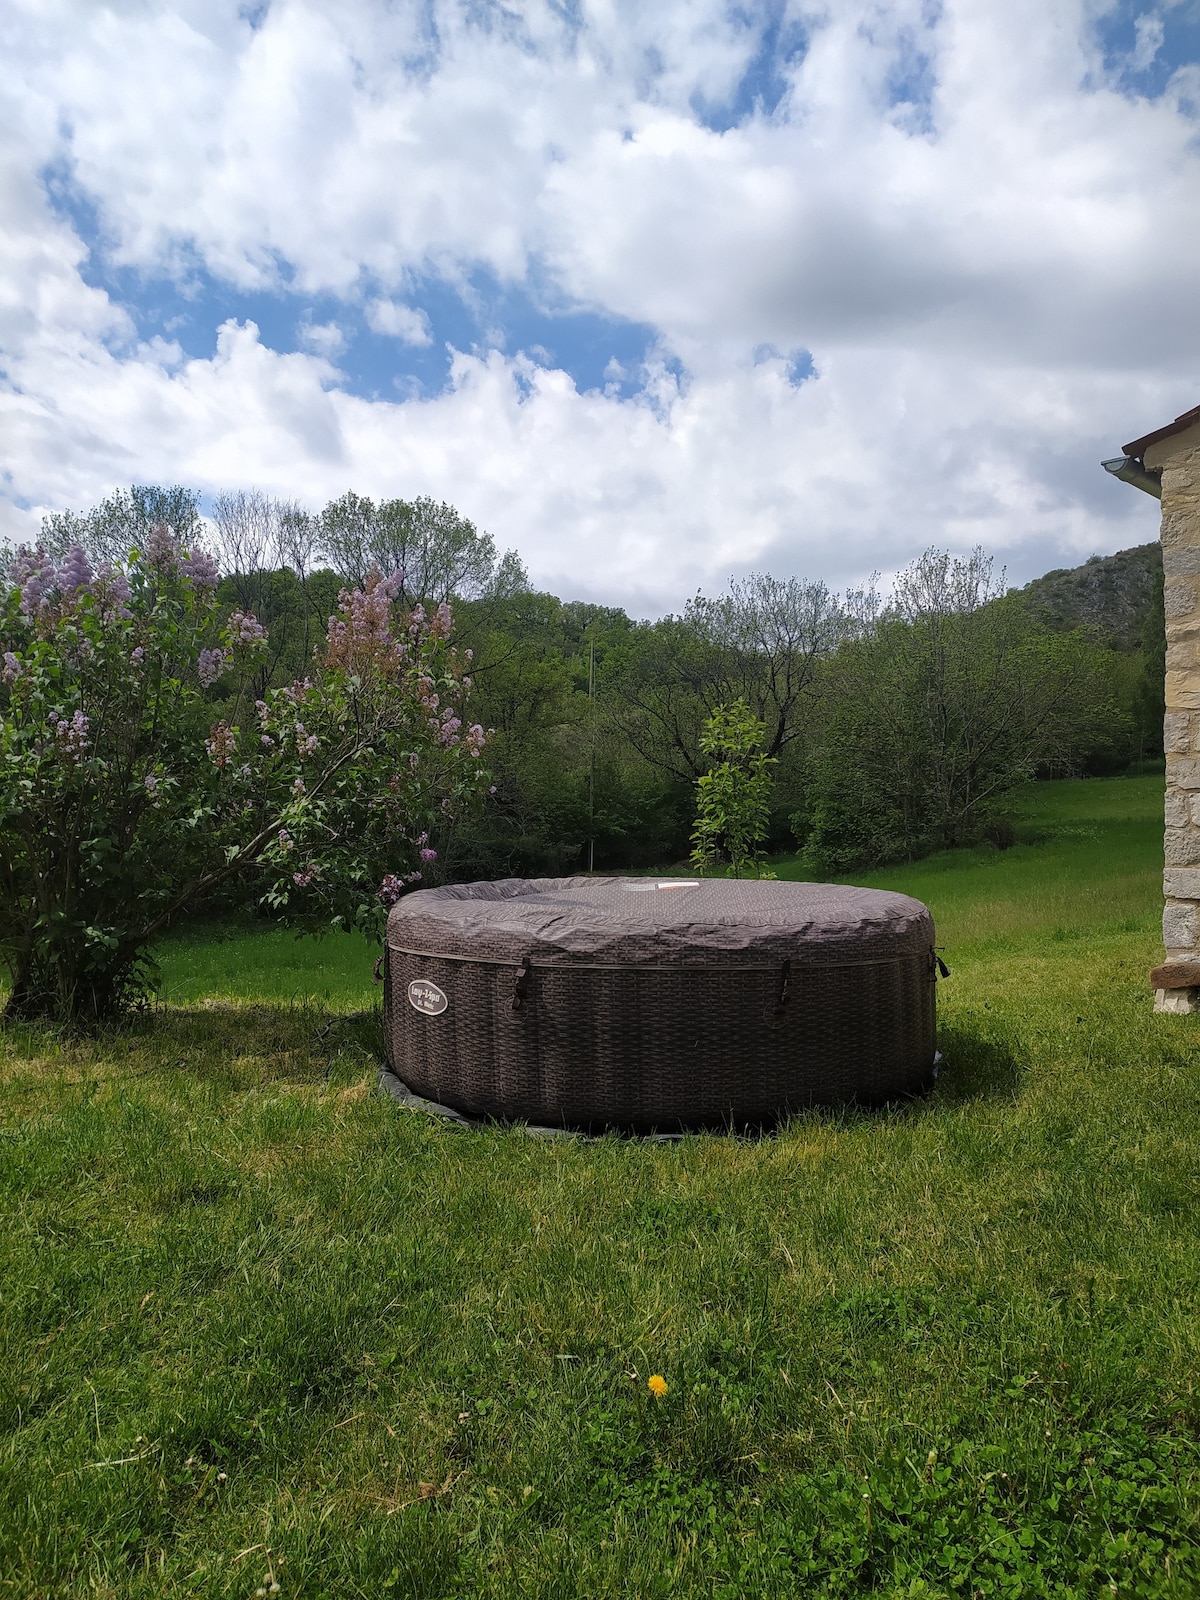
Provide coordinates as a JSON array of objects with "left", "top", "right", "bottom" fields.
[{"left": 384, "top": 877, "right": 939, "bottom": 1133}]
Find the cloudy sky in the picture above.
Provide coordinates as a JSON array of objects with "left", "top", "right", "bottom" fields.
[{"left": 1, "top": 0, "right": 1198, "bottom": 612}]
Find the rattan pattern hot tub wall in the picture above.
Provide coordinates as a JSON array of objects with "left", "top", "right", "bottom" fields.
[{"left": 384, "top": 877, "right": 940, "bottom": 1134}]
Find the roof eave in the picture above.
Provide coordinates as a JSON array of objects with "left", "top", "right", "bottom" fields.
[{"left": 1122, "top": 403, "right": 1200, "bottom": 462}]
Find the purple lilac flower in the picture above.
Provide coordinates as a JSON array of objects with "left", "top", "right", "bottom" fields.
[
  {"left": 379, "top": 873, "right": 404, "bottom": 906},
  {"left": 323, "top": 570, "right": 407, "bottom": 672},
  {"left": 293, "top": 867, "right": 318, "bottom": 888},
  {"left": 144, "top": 523, "right": 179, "bottom": 570},
  {"left": 406, "top": 869, "right": 423, "bottom": 883},
  {"left": 50, "top": 708, "right": 89, "bottom": 759},
  {"left": 180, "top": 547, "right": 220, "bottom": 590},
  {"left": 56, "top": 543, "right": 94, "bottom": 596},
  {"left": 198, "top": 648, "right": 226, "bottom": 687},
  {"left": 419, "top": 847, "right": 437, "bottom": 862},
  {"left": 94, "top": 565, "right": 133, "bottom": 622},
  {"left": 2, "top": 651, "right": 22, "bottom": 684},
  {"left": 10, "top": 547, "right": 56, "bottom": 618},
  {"left": 277, "top": 828, "right": 293, "bottom": 852},
  {"left": 130, "top": 646, "right": 144, "bottom": 667},
  {"left": 205, "top": 722, "right": 234, "bottom": 768},
  {"left": 292, "top": 777, "right": 306, "bottom": 797},
  {"left": 20, "top": 574, "right": 47, "bottom": 616},
  {"left": 227, "top": 610, "right": 267, "bottom": 645}
]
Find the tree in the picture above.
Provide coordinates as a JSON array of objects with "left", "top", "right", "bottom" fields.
[
  {"left": 604, "top": 573, "right": 853, "bottom": 782},
  {"left": 690, "top": 699, "right": 777, "bottom": 879},
  {"left": 441, "top": 590, "right": 588, "bottom": 877},
  {"left": 210, "top": 490, "right": 334, "bottom": 700},
  {"left": 803, "top": 549, "right": 1125, "bottom": 870},
  {"left": 41, "top": 486, "right": 203, "bottom": 565},
  {"left": 211, "top": 489, "right": 319, "bottom": 583},
  {"left": 318, "top": 492, "right": 527, "bottom": 604},
  {"left": 1129, "top": 558, "right": 1166, "bottom": 767},
  {"left": 0, "top": 532, "right": 488, "bottom": 1023}
]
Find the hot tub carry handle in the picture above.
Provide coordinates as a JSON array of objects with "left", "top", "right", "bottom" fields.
[
  {"left": 929, "top": 948, "right": 951, "bottom": 980},
  {"left": 772, "top": 959, "right": 792, "bottom": 1022},
  {"left": 511, "top": 955, "right": 533, "bottom": 1012}
]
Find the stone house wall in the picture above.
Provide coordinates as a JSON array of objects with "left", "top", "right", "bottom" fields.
[{"left": 1146, "top": 417, "right": 1200, "bottom": 1010}]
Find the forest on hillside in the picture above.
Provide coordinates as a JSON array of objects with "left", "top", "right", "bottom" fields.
[{"left": 30, "top": 484, "right": 1165, "bottom": 882}]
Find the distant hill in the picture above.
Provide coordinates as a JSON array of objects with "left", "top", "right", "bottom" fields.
[{"left": 1016, "top": 542, "right": 1162, "bottom": 653}]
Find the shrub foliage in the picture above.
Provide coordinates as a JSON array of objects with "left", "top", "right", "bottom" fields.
[
  {"left": 0, "top": 530, "right": 487, "bottom": 1022},
  {"left": 690, "top": 699, "right": 777, "bottom": 879}
]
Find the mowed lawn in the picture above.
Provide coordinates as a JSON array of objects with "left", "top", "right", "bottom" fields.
[{"left": 3, "top": 776, "right": 1200, "bottom": 1598}]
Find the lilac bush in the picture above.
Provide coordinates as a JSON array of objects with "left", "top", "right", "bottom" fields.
[{"left": 0, "top": 535, "right": 487, "bottom": 1022}]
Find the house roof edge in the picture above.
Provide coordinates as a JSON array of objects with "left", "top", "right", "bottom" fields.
[{"left": 1123, "top": 403, "right": 1200, "bottom": 461}]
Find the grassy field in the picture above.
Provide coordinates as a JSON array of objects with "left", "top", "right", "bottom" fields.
[
  {"left": 3, "top": 775, "right": 1199, "bottom": 1597},
  {"left": 780, "top": 774, "right": 1165, "bottom": 952}
]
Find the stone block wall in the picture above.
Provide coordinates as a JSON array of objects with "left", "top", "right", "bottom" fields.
[{"left": 1147, "top": 418, "right": 1200, "bottom": 1010}]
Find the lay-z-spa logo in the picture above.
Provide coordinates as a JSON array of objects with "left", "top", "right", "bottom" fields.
[{"left": 407, "top": 977, "right": 448, "bottom": 1016}]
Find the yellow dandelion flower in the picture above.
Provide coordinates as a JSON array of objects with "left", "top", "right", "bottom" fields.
[{"left": 648, "top": 1374, "right": 668, "bottom": 1398}]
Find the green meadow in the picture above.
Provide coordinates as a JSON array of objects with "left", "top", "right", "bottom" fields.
[{"left": 3, "top": 774, "right": 1199, "bottom": 1598}]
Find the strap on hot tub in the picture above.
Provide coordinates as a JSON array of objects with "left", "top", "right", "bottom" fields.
[
  {"left": 772, "top": 959, "right": 791, "bottom": 1022},
  {"left": 511, "top": 955, "right": 533, "bottom": 1011}
]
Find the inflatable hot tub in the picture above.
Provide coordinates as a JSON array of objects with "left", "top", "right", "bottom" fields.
[{"left": 383, "top": 877, "right": 941, "bottom": 1133}]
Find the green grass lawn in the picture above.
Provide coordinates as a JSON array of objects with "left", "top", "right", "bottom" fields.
[
  {"left": 156, "top": 922, "right": 379, "bottom": 1011},
  {"left": 3, "top": 775, "right": 1200, "bottom": 1598},
  {"left": 776, "top": 774, "right": 1165, "bottom": 956}
]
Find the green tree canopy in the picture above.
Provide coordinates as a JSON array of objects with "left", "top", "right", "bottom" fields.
[
  {"left": 803, "top": 549, "right": 1127, "bottom": 871},
  {"left": 317, "top": 492, "right": 527, "bottom": 604}
]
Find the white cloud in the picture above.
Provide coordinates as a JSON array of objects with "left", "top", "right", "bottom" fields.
[
  {"left": 365, "top": 297, "right": 432, "bottom": 344},
  {"left": 0, "top": 315, "right": 1168, "bottom": 610},
  {"left": 0, "top": 0, "right": 1196, "bottom": 609},
  {"left": 1132, "top": 13, "right": 1165, "bottom": 73},
  {"left": 296, "top": 315, "right": 347, "bottom": 358}
]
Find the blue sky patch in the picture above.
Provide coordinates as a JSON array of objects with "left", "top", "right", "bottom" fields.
[
  {"left": 691, "top": 4, "right": 808, "bottom": 131},
  {"left": 42, "top": 160, "right": 665, "bottom": 403},
  {"left": 1092, "top": 2, "right": 1200, "bottom": 98},
  {"left": 754, "top": 344, "right": 815, "bottom": 385},
  {"left": 884, "top": 20, "right": 939, "bottom": 134}
]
